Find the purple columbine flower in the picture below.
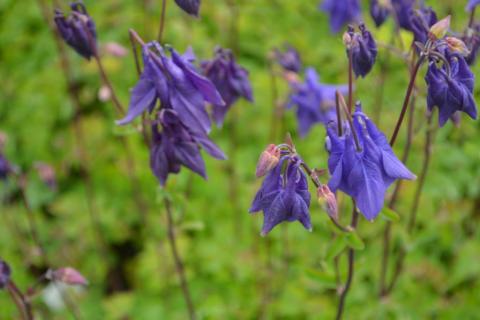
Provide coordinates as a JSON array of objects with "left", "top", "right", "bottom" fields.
[
  {"left": 0, "top": 153, "right": 11, "bottom": 181},
  {"left": 150, "top": 109, "right": 226, "bottom": 185},
  {"left": 288, "top": 68, "right": 348, "bottom": 137},
  {"left": 250, "top": 156, "right": 312, "bottom": 236},
  {"left": 425, "top": 50, "right": 478, "bottom": 126},
  {"left": 201, "top": 47, "right": 253, "bottom": 127},
  {"left": 174, "top": 0, "right": 200, "bottom": 16},
  {"left": 326, "top": 104, "right": 415, "bottom": 220},
  {"left": 320, "top": 0, "right": 362, "bottom": 33},
  {"left": 410, "top": 6, "right": 438, "bottom": 44},
  {"left": 117, "top": 42, "right": 224, "bottom": 135},
  {"left": 54, "top": 2, "right": 97, "bottom": 60},
  {"left": 345, "top": 23, "right": 378, "bottom": 78},
  {"left": 0, "top": 259, "right": 11, "bottom": 289},
  {"left": 391, "top": 0, "right": 415, "bottom": 30},
  {"left": 274, "top": 45, "right": 302, "bottom": 73},
  {"left": 369, "top": 0, "right": 390, "bottom": 27},
  {"left": 467, "top": 0, "right": 480, "bottom": 11}
]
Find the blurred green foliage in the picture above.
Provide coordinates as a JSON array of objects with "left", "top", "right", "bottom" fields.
[{"left": 0, "top": 0, "right": 479, "bottom": 319}]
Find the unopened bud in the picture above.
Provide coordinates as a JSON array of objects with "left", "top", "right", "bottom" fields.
[
  {"left": 255, "top": 144, "right": 281, "bottom": 178},
  {"left": 343, "top": 32, "right": 352, "bottom": 47},
  {"left": 445, "top": 37, "right": 470, "bottom": 56},
  {"left": 317, "top": 185, "right": 338, "bottom": 220},
  {"left": 429, "top": 15, "right": 450, "bottom": 40},
  {"left": 46, "top": 267, "right": 88, "bottom": 286},
  {"left": 103, "top": 42, "right": 128, "bottom": 57},
  {"left": 34, "top": 162, "right": 57, "bottom": 191},
  {"left": 0, "top": 260, "right": 11, "bottom": 289}
]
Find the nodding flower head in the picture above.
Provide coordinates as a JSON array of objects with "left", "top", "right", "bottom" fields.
[
  {"left": 0, "top": 152, "right": 12, "bottom": 181},
  {"left": 117, "top": 42, "right": 224, "bottom": 135},
  {"left": 425, "top": 49, "right": 478, "bottom": 126},
  {"left": 54, "top": 2, "right": 97, "bottom": 60},
  {"left": 410, "top": 6, "right": 438, "bottom": 44},
  {"left": 391, "top": 0, "right": 415, "bottom": 30},
  {"left": 201, "top": 47, "right": 253, "bottom": 127},
  {"left": 288, "top": 68, "right": 348, "bottom": 137},
  {"left": 326, "top": 103, "right": 415, "bottom": 220},
  {"left": 150, "top": 109, "right": 226, "bottom": 186},
  {"left": 274, "top": 45, "right": 302, "bottom": 73},
  {"left": 369, "top": 0, "right": 391, "bottom": 27},
  {"left": 250, "top": 155, "right": 312, "bottom": 236},
  {"left": 345, "top": 23, "right": 378, "bottom": 78},
  {"left": 46, "top": 267, "right": 88, "bottom": 286},
  {"left": 0, "top": 259, "right": 11, "bottom": 289},
  {"left": 320, "top": 0, "right": 362, "bottom": 33},
  {"left": 174, "top": 0, "right": 201, "bottom": 16}
]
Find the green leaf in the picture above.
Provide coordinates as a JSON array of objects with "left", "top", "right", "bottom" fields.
[
  {"left": 345, "top": 231, "right": 365, "bottom": 251},
  {"left": 325, "top": 235, "right": 348, "bottom": 261},
  {"left": 305, "top": 269, "right": 338, "bottom": 289},
  {"left": 380, "top": 207, "right": 400, "bottom": 222}
]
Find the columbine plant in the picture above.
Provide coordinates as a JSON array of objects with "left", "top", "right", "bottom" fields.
[{"left": 320, "top": 0, "right": 362, "bottom": 33}]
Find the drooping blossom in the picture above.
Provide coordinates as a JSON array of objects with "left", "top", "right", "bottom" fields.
[
  {"left": 274, "top": 45, "right": 302, "bottom": 73},
  {"left": 0, "top": 153, "right": 11, "bottom": 181},
  {"left": 320, "top": 0, "right": 362, "bottom": 33},
  {"left": 201, "top": 47, "right": 253, "bottom": 126},
  {"left": 46, "top": 267, "right": 88, "bottom": 286},
  {"left": 174, "top": 0, "right": 201, "bottom": 16},
  {"left": 117, "top": 42, "right": 224, "bottom": 135},
  {"left": 467, "top": 0, "right": 480, "bottom": 12},
  {"left": 250, "top": 156, "right": 312, "bottom": 235},
  {"left": 409, "top": 6, "right": 438, "bottom": 44},
  {"left": 391, "top": 0, "right": 415, "bottom": 30},
  {"left": 150, "top": 109, "right": 226, "bottom": 185},
  {"left": 54, "top": 2, "right": 97, "bottom": 60},
  {"left": 255, "top": 144, "right": 281, "bottom": 178},
  {"left": 345, "top": 23, "right": 378, "bottom": 78},
  {"left": 326, "top": 103, "right": 415, "bottom": 220},
  {"left": 369, "top": 0, "right": 390, "bottom": 27},
  {"left": 425, "top": 50, "right": 478, "bottom": 126},
  {"left": 288, "top": 68, "right": 348, "bottom": 137},
  {"left": 0, "top": 259, "right": 11, "bottom": 289}
]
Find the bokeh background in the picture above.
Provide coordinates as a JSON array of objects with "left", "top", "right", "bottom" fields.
[{"left": 1, "top": 0, "right": 479, "bottom": 319}]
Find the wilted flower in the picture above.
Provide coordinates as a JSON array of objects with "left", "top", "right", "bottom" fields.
[
  {"left": 54, "top": 2, "right": 97, "bottom": 60},
  {"left": 320, "top": 0, "right": 362, "bottom": 33},
  {"left": 250, "top": 156, "right": 312, "bottom": 235},
  {"left": 345, "top": 23, "right": 378, "bottom": 78},
  {"left": 34, "top": 163, "right": 57, "bottom": 191},
  {"left": 46, "top": 267, "right": 88, "bottom": 286},
  {"left": 425, "top": 50, "right": 478, "bottom": 126},
  {"left": 410, "top": 6, "right": 438, "bottom": 44},
  {"left": 288, "top": 68, "right": 348, "bottom": 137},
  {"left": 174, "top": 0, "right": 200, "bottom": 16},
  {"left": 201, "top": 47, "right": 253, "bottom": 126},
  {"left": 0, "top": 259, "right": 11, "bottom": 289},
  {"left": 466, "top": 0, "right": 480, "bottom": 12},
  {"left": 256, "top": 144, "right": 281, "bottom": 178},
  {"left": 117, "top": 42, "right": 224, "bottom": 135},
  {"left": 317, "top": 184, "right": 338, "bottom": 220},
  {"left": 150, "top": 109, "right": 226, "bottom": 185},
  {"left": 326, "top": 104, "right": 415, "bottom": 220},
  {"left": 274, "top": 45, "right": 302, "bottom": 73},
  {"left": 370, "top": 0, "right": 390, "bottom": 27}
]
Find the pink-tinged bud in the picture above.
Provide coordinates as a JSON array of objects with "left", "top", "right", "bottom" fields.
[
  {"left": 429, "top": 15, "right": 450, "bottom": 40},
  {"left": 34, "top": 162, "right": 57, "bottom": 191},
  {"left": 317, "top": 185, "right": 338, "bottom": 220},
  {"left": 343, "top": 32, "right": 352, "bottom": 48},
  {"left": 103, "top": 42, "right": 128, "bottom": 57},
  {"left": 47, "top": 267, "right": 88, "bottom": 286},
  {"left": 255, "top": 144, "right": 280, "bottom": 178},
  {"left": 98, "top": 85, "right": 112, "bottom": 102},
  {"left": 445, "top": 37, "right": 470, "bottom": 56},
  {"left": 283, "top": 71, "right": 300, "bottom": 84}
]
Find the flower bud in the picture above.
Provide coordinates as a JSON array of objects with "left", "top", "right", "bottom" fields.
[
  {"left": 255, "top": 144, "right": 281, "bottom": 178},
  {"left": 46, "top": 267, "right": 88, "bottom": 286},
  {"left": 342, "top": 31, "right": 352, "bottom": 48},
  {"left": 445, "top": 37, "right": 470, "bottom": 56},
  {"left": 34, "top": 162, "right": 57, "bottom": 191},
  {"left": 0, "top": 259, "right": 11, "bottom": 289},
  {"left": 429, "top": 15, "right": 450, "bottom": 40},
  {"left": 317, "top": 185, "right": 338, "bottom": 220}
]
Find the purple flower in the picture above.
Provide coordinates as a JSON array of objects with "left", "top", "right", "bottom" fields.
[
  {"left": 150, "top": 109, "right": 226, "bottom": 185},
  {"left": 410, "top": 6, "right": 438, "bottom": 44},
  {"left": 54, "top": 2, "right": 97, "bottom": 60},
  {"left": 250, "top": 156, "right": 312, "bottom": 236},
  {"left": 320, "top": 0, "right": 362, "bottom": 33},
  {"left": 346, "top": 23, "right": 378, "bottom": 78},
  {"left": 391, "top": 0, "right": 415, "bottom": 30},
  {"left": 425, "top": 51, "right": 478, "bottom": 126},
  {"left": 369, "top": 0, "right": 390, "bottom": 27},
  {"left": 326, "top": 104, "right": 415, "bottom": 220},
  {"left": 117, "top": 42, "right": 224, "bottom": 135},
  {"left": 467, "top": 0, "right": 480, "bottom": 11},
  {"left": 201, "top": 47, "right": 253, "bottom": 126},
  {"left": 174, "top": 0, "right": 200, "bottom": 16},
  {"left": 0, "top": 153, "right": 11, "bottom": 181},
  {"left": 288, "top": 68, "right": 348, "bottom": 137},
  {"left": 274, "top": 45, "right": 302, "bottom": 73},
  {"left": 0, "top": 259, "right": 11, "bottom": 289}
]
